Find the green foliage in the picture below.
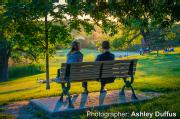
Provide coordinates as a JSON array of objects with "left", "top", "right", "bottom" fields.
[
  {"left": 165, "top": 31, "right": 176, "bottom": 40},
  {"left": 102, "top": 20, "right": 118, "bottom": 36},
  {"left": 0, "top": 108, "right": 5, "bottom": 112},
  {"left": 80, "top": 20, "right": 95, "bottom": 34},
  {"left": 48, "top": 24, "right": 72, "bottom": 52},
  {"left": 111, "top": 36, "right": 127, "bottom": 50},
  {"left": 1, "top": 0, "right": 178, "bottom": 61},
  {"left": 110, "top": 26, "right": 142, "bottom": 50},
  {"left": 172, "top": 24, "right": 180, "bottom": 43},
  {"left": 8, "top": 64, "right": 45, "bottom": 79},
  {"left": 0, "top": 1, "right": 74, "bottom": 63},
  {"left": 145, "top": 26, "right": 179, "bottom": 48},
  {"left": 107, "top": 0, "right": 179, "bottom": 47}
]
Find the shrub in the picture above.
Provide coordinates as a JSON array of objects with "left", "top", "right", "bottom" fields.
[{"left": 8, "top": 64, "right": 45, "bottom": 79}]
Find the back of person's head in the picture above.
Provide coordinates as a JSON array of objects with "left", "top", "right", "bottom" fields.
[
  {"left": 70, "top": 41, "right": 80, "bottom": 53},
  {"left": 102, "top": 40, "right": 110, "bottom": 50}
]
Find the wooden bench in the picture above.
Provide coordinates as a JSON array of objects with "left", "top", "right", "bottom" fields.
[{"left": 56, "top": 59, "right": 138, "bottom": 108}]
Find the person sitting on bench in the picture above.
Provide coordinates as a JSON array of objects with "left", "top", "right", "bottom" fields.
[
  {"left": 96, "top": 41, "right": 115, "bottom": 93},
  {"left": 66, "top": 41, "right": 83, "bottom": 64},
  {"left": 56, "top": 41, "right": 83, "bottom": 81},
  {"left": 82, "top": 41, "right": 115, "bottom": 93}
]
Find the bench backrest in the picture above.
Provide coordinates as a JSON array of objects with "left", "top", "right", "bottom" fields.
[
  {"left": 60, "top": 59, "right": 137, "bottom": 82},
  {"left": 60, "top": 62, "right": 102, "bottom": 81},
  {"left": 101, "top": 59, "right": 137, "bottom": 78}
]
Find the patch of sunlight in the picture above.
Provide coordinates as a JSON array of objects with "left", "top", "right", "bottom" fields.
[{"left": 83, "top": 53, "right": 96, "bottom": 62}]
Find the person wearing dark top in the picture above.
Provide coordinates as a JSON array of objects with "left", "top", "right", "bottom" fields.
[
  {"left": 96, "top": 41, "right": 115, "bottom": 93},
  {"left": 82, "top": 41, "right": 115, "bottom": 93}
]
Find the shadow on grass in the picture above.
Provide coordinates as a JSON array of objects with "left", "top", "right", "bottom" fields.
[
  {"left": 134, "top": 52, "right": 180, "bottom": 93},
  {"left": 0, "top": 86, "right": 39, "bottom": 95}
]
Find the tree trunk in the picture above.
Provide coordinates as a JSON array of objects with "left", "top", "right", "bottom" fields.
[
  {"left": 45, "top": 3, "right": 50, "bottom": 90},
  {"left": 140, "top": 28, "right": 149, "bottom": 48},
  {"left": 0, "top": 48, "right": 9, "bottom": 82},
  {"left": 157, "top": 50, "right": 159, "bottom": 56},
  {"left": 156, "top": 46, "right": 159, "bottom": 56}
]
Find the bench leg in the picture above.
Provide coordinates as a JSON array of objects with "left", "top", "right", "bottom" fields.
[
  {"left": 120, "top": 77, "right": 138, "bottom": 100},
  {"left": 129, "top": 77, "right": 138, "bottom": 100},
  {"left": 59, "top": 93, "right": 64, "bottom": 102},
  {"left": 67, "top": 92, "right": 74, "bottom": 108},
  {"left": 60, "top": 82, "right": 74, "bottom": 108},
  {"left": 120, "top": 78, "right": 126, "bottom": 96},
  {"left": 66, "top": 81, "right": 74, "bottom": 108},
  {"left": 120, "top": 85, "right": 125, "bottom": 96},
  {"left": 59, "top": 83, "right": 65, "bottom": 102},
  {"left": 130, "top": 85, "right": 138, "bottom": 99}
]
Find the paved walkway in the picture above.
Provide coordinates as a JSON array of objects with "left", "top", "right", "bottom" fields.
[{"left": 30, "top": 90, "right": 161, "bottom": 116}]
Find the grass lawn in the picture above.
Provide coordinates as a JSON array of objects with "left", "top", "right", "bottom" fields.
[{"left": 0, "top": 47, "right": 180, "bottom": 118}]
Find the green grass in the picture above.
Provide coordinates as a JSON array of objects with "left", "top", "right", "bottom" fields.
[
  {"left": 0, "top": 47, "right": 180, "bottom": 119},
  {"left": 0, "top": 114, "right": 14, "bottom": 119}
]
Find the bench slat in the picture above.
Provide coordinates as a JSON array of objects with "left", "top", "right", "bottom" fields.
[
  {"left": 70, "top": 75, "right": 99, "bottom": 78},
  {"left": 70, "top": 73, "right": 100, "bottom": 77},
  {"left": 70, "top": 68, "right": 100, "bottom": 72},
  {"left": 99, "top": 60, "right": 132, "bottom": 64},
  {"left": 102, "top": 67, "right": 136, "bottom": 71},
  {"left": 102, "top": 71, "right": 136, "bottom": 78},
  {"left": 70, "top": 66, "right": 101, "bottom": 69},
  {"left": 70, "top": 79, "right": 97, "bottom": 82},
  {"left": 102, "top": 70, "right": 136, "bottom": 74},
  {"left": 102, "top": 63, "right": 136, "bottom": 67},
  {"left": 102, "top": 68, "right": 136, "bottom": 72},
  {"left": 102, "top": 62, "right": 130, "bottom": 65},
  {"left": 69, "top": 77, "right": 99, "bottom": 81},
  {"left": 101, "top": 74, "right": 132, "bottom": 78},
  {"left": 67, "top": 62, "right": 101, "bottom": 66},
  {"left": 70, "top": 70, "right": 99, "bottom": 75},
  {"left": 102, "top": 63, "right": 136, "bottom": 68},
  {"left": 70, "top": 74, "right": 100, "bottom": 78},
  {"left": 102, "top": 70, "right": 129, "bottom": 74}
]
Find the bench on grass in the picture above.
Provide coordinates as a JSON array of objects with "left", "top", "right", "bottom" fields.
[{"left": 56, "top": 59, "right": 138, "bottom": 108}]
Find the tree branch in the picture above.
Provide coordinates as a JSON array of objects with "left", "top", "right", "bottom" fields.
[
  {"left": 127, "top": 32, "right": 141, "bottom": 45},
  {"left": 13, "top": 48, "right": 37, "bottom": 62}
]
